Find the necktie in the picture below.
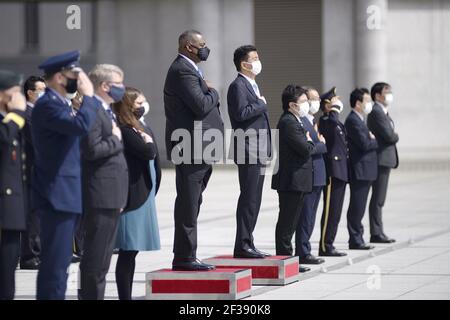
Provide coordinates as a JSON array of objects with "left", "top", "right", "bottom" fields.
[
  {"left": 252, "top": 83, "right": 261, "bottom": 97},
  {"left": 106, "top": 108, "right": 116, "bottom": 123},
  {"left": 197, "top": 68, "right": 204, "bottom": 79}
]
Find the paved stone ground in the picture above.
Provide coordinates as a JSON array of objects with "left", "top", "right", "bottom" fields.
[{"left": 14, "top": 167, "right": 450, "bottom": 300}]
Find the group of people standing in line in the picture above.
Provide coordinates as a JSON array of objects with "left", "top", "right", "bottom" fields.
[{"left": 0, "top": 28, "right": 398, "bottom": 300}]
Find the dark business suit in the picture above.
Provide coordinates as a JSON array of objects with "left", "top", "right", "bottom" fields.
[
  {"left": 32, "top": 88, "right": 99, "bottom": 300},
  {"left": 367, "top": 103, "right": 399, "bottom": 237},
  {"left": 79, "top": 104, "right": 129, "bottom": 300},
  {"left": 164, "top": 55, "right": 223, "bottom": 263},
  {"left": 272, "top": 112, "right": 314, "bottom": 255},
  {"left": 20, "top": 103, "right": 41, "bottom": 265},
  {"left": 295, "top": 116, "right": 327, "bottom": 258},
  {"left": 318, "top": 111, "right": 349, "bottom": 253},
  {"left": 345, "top": 111, "right": 378, "bottom": 246},
  {"left": 227, "top": 74, "right": 271, "bottom": 253},
  {"left": 0, "top": 110, "right": 27, "bottom": 300}
]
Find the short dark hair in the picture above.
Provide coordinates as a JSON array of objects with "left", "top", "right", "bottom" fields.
[
  {"left": 350, "top": 88, "right": 369, "bottom": 109},
  {"left": 23, "top": 75, "right": 45, "bottom": 100},
  {"left": 281, "top": 84, "right": 307, "bottom": 112},
  {"left": 233, "top": 45, "right": 257, "bottom": 72},
  {"left": 178, "top": 29, "right": 202, "bottom": 48},
  {"left": 370, "top": 82, "right": 390, "bottom": 101}
]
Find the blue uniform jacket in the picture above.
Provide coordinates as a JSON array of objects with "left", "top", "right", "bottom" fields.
[
  {"left": 31, "top": 88, "right": 99, "bottom": 214},
  {"left": 318, "top": 111, "right": 349, "bottom": 182}
]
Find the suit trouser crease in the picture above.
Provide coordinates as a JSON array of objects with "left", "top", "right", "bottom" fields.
[
  {"left": 320, "top": 177, "right": 347, "bottom": 253},
  {"left": 173, "top": 164, "right": 212, "bottom": 262},
  {"left": 369, "top": 166, "right": 391, "bottom": 236},
  {"left": 0, "top": 230, "right": 21, "bottom": 299},
  {"left": 275, "top": 191, "right": 305, "bottom": 256},
  {"left": 347, "top": 180, "right": 372, "bottom": 246},
  {"left": 295, "top": 186, "right": 323, "bottom": 258},
  {"left": 36, "top": 208, "right": 78, "bottom": 300},
  {"left": 234, "top": 164, "right": 265, "bottom": 252},
  {"left": 79, "top": 207, "right": 121, "bottom": 300}
]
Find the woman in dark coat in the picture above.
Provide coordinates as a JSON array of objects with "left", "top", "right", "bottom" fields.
[{"left": 112, "top": 87, "right": 161, "bottom": 300}]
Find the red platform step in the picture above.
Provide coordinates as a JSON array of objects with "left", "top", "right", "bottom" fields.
[
  {"left": 145, "top": 268, "right": 252, "bottom": 300},
  {"left": 203, "top": 255, "right": 299, "bottom": 286}
]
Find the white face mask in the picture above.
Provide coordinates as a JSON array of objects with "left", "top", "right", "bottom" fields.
[
  {"left": 331, "top": 100, "right": 344, "bottom": 113},
  {"left": 294, "top": 101, "right": 310, "bottom": 118},
  {"left": 309, "top": 100, "right": 320, "bottom": 114},
  {"left": 37, "top": 91, "right": 45, "bottom": 99},
  {"left": 245, "top": 60, "right": 262, "bottom": 76},
  {"left": 363, "top": 102, "right": 373, "bottom": 115},
  {"left": 142, "top": 101, "right": 150, "bottom": 116},
  {"left": 384, "top": 93, "right": 394, "bottom": 105}
]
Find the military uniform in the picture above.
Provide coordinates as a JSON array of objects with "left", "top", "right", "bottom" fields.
[
  {"left": 317, "top": 87, "right": 349, "bottom": 256},
  {"left": 32, "top": 51, "right": 100, "bottom": 300},
  {"left": 0, "top": 70, "right": 27, "bottom": 300}
]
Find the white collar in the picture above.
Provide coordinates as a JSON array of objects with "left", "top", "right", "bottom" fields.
[
  {"left": 238, "top": 72, "right": 257, "bottom": 87},
  {"left": 306, "top": 113, "right": 315, "bottom": 124},
  {"left": 26, "top": 101, "right": 34, "bottom": 108},
  {"left": 375, "top": 101, "right": 388, "bottom": 114},
  {"left": 178, "top": 53, "right": 199, "bottom": 72},
  {"left": 352, "top": 109, "right": 365, "bottom": 121},
  {"left": 94, "top": 94, "right": 111, "bottom": 111}
]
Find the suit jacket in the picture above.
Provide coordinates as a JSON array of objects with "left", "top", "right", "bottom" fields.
[
  {"left": 31, "top": 88, "right": 99, "bottom": 214},
  {"left": 301, "top": 116, "right": 327, "bottom": 187},
  {"left": 121, "top": 123, "right": 161, "bottom": 212},
  {"left": 81, "top": 106, "right": 129, "bottom": 210},
  {"left": 164, "top": 55, "right": 224, "bottom": 163},
  {"left": 318, "top": 111, "right": 349, "bottom": 182},
  {"left": 227, "top": 74, "right": 271, "bottom": 164},
  {"left": 367, "top": 102, "right": 399, "bottom": 168},
  {"left": 0, "top": 111, "right": 27, "bottom": 230},
  {"left": 345, "top": 111, "right": 378, "bottom": 181},
  {"left": 24, "top": 104, "right": 34, "bottom": 188},
  {"left": 271, "top": 112, "right": 314, "bottom": 192}
]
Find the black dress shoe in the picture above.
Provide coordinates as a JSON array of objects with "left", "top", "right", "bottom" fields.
[
  {"left": 20, "top": 258, "right": 40, "bottom": 270},
  {"left": 299, "top": 254, "right": 325, "bottom": 265},
  {"left": 319, "top": 249, "right": 347, "bottom": 257},
  {"left": 172, "top": 259, "right": 216, "bottom": 271},
  {"left": 370, "top": 235, "right": 396, "bottom": 243},
  {"left": 234, "top": 248, "right": 265, "bottom": 259},
  {"left": 253, "top": 248, "right": 271, "bottom": 257},
  {"left": 299, "top": 266, "right": 311, "bottom": 273},
  {"left": 349, "top": 243, "right": 375, "bottom": 250}
]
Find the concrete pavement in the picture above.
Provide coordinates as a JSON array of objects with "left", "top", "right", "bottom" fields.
[{"left": 13, "top": 166, "right": 450, "bottom": 300}]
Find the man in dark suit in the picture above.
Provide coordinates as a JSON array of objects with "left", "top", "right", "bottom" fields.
[
  {"left": 318, "top": 87, "right": 348, "bottom": 257},
  {"left": 32, "top": 51, "right": 99, "bottom": 300},
  {"left": 78, "top": 64, "right": 129, "bottom": 300},
  {"left": 19, "top": 76, "right": 46, "bottom": 270},
  {"left": 272, "top": 85, "right": 314, "bottom": 265},
  {"left": 227, "top": 45, "right": 271, "bottom": 259},
  {"left": 164, "top": 30, "right": 224, "bottom": 271},
  {"left": 367, "top": 82, "right": 399, "bottom": 243},
  {"left": 0, "top": 70, "right": 27, "bottom": 300},
  {"left": 295, "top": 87, "right": 326, "bottom": 269},
  {"left": 345, "top": 88, "right": 378, "bottom": 250}
]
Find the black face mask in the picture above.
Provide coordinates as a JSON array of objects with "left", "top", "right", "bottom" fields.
[
  {"left": 133, "top": 106, "right": 145, "bottom": 119},
  {"left": 190, "top": 44, "right": 210, "bottom": 61},
  {"left": 62, "top": 75, "right": 78, "bottom": 94}
]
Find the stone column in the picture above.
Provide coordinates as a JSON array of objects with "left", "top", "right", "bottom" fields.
[{"left": 354, "top": 0, "right": 388, "bottom": 88}]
